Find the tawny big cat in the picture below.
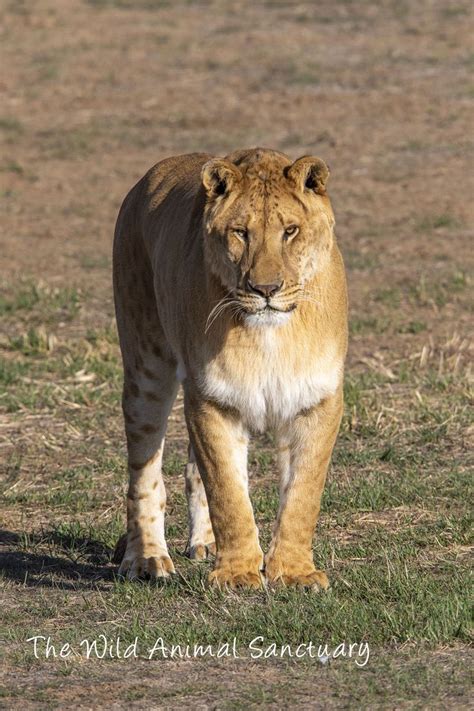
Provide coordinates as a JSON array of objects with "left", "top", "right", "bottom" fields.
[{"left": 113, "top": 148, "right": 348, "bottom": 590}]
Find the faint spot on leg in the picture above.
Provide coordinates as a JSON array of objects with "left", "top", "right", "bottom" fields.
[{"left": 140, "top": 423, "right": 158, "bottom": 434}]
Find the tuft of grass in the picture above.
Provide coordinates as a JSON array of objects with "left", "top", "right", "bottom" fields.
[
  {"left": 33, "top": 53, "right": 60, "bottom": 82},
  {"left": 9, "top": 328, "right": 57, "bottom": 356},
  {"left": 86, "top": 0, "right": 172, "bottom": 8},
  {"left": 163, "top": 453, "right": 186, "bottom": 476},
  {"left": 397, "top": 320, "right": 427, "bottom": 334},
  {"left": 78, "top": 255, "right": 110, "bottom": 270},
  {"left": 350, "top": 316, "right": 391, "bottom": 335},
  {"left": 441, "top": 5, "right": 470, "bottom": 18},
  {"left": 250, "top": 449, "right": 275, "bottom": 475},
  {"left": 0, "top": 159, "right": 24, "bottom": 174},
  {"left": 0, "top": 281, "right": 81, "bottom": 321},
  {"left": 38, "top": 127, "right": 93, "bottom": 160},
  {"left": 373, "top": 287, "right": 401, "bottom": 307},
  {"left": 408, "top": 272, "right": 470, "bottom": 308},
  {"left": 0, "top": 117, "right": 24, "bottom": 134},
  {"left": 415, "top": 214, "right": 461, "bottom": 232},
  {"left": 0, "top": 283, "right": 40, "bottom": 315}
]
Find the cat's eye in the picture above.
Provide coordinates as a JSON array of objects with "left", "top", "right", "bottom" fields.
[
  {"left": 284, "top": 225, "right": 299, "bottom": 240},
  {"left": 232, "top": 228, "right": 248, "bottom": 241}
]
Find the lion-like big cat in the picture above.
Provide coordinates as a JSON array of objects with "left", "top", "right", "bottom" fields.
[{"left": 113, "top": 148, "right": 348, "bottom": 589}]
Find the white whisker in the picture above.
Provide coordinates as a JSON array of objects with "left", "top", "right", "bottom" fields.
[
  {"left": 205, "top": 296, "right": 243, "bottom": 334},
  {"left": 296, "top": 294, "right": 320, "bottom": 308}
]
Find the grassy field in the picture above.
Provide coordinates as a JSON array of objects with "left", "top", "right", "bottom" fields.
[{"left": 1, "top": 0, "right": 473, "bottom": 708}]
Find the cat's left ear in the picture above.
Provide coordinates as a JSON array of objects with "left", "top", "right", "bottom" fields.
[{"left": 285, "top": 156, "right": 330, "bottom": 195}]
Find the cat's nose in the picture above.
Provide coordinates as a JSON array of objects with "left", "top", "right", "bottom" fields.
[{"left": 247, "top": 279, "right": 283, "bottom": 298}]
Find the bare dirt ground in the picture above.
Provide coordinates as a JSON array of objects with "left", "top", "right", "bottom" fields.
[{"left": 1, "top": 1, "right": 473, "bottom": 708}]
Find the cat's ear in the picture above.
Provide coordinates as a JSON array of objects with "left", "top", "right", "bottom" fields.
[
  {"left": 285, "top": 156, "right": 330, "bottom": 195},
  {"left": 202, "top": 159, "right": 242, "bottom": 199}
]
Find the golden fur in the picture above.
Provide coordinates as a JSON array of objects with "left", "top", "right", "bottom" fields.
[{"left": 113, "top": 148, "right": 348, "bottom": 589}]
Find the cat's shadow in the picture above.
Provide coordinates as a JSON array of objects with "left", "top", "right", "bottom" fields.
[
  {"left": 0, "top": 529, "right": 115, "bottom": 591},
  {"left": 0, "top": 529, "right": 195, "bottom": 591}
]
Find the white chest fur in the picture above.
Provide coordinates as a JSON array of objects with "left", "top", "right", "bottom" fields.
[{"left": 201, "top": 328, "right": 342, "bottom": 432}]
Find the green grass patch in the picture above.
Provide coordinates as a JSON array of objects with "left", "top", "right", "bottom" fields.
[
  {"left": 0, "top": 280, "right": 81, "bottom": 321},
  {"left": 1, "top": 278, "right": 471, "bottom": 698},
  {"left": 0, "top": 117, "right": 24, "bottom": 134},
  {"left": 415, "top": 213, "right": 461, "bottom": 232}
]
